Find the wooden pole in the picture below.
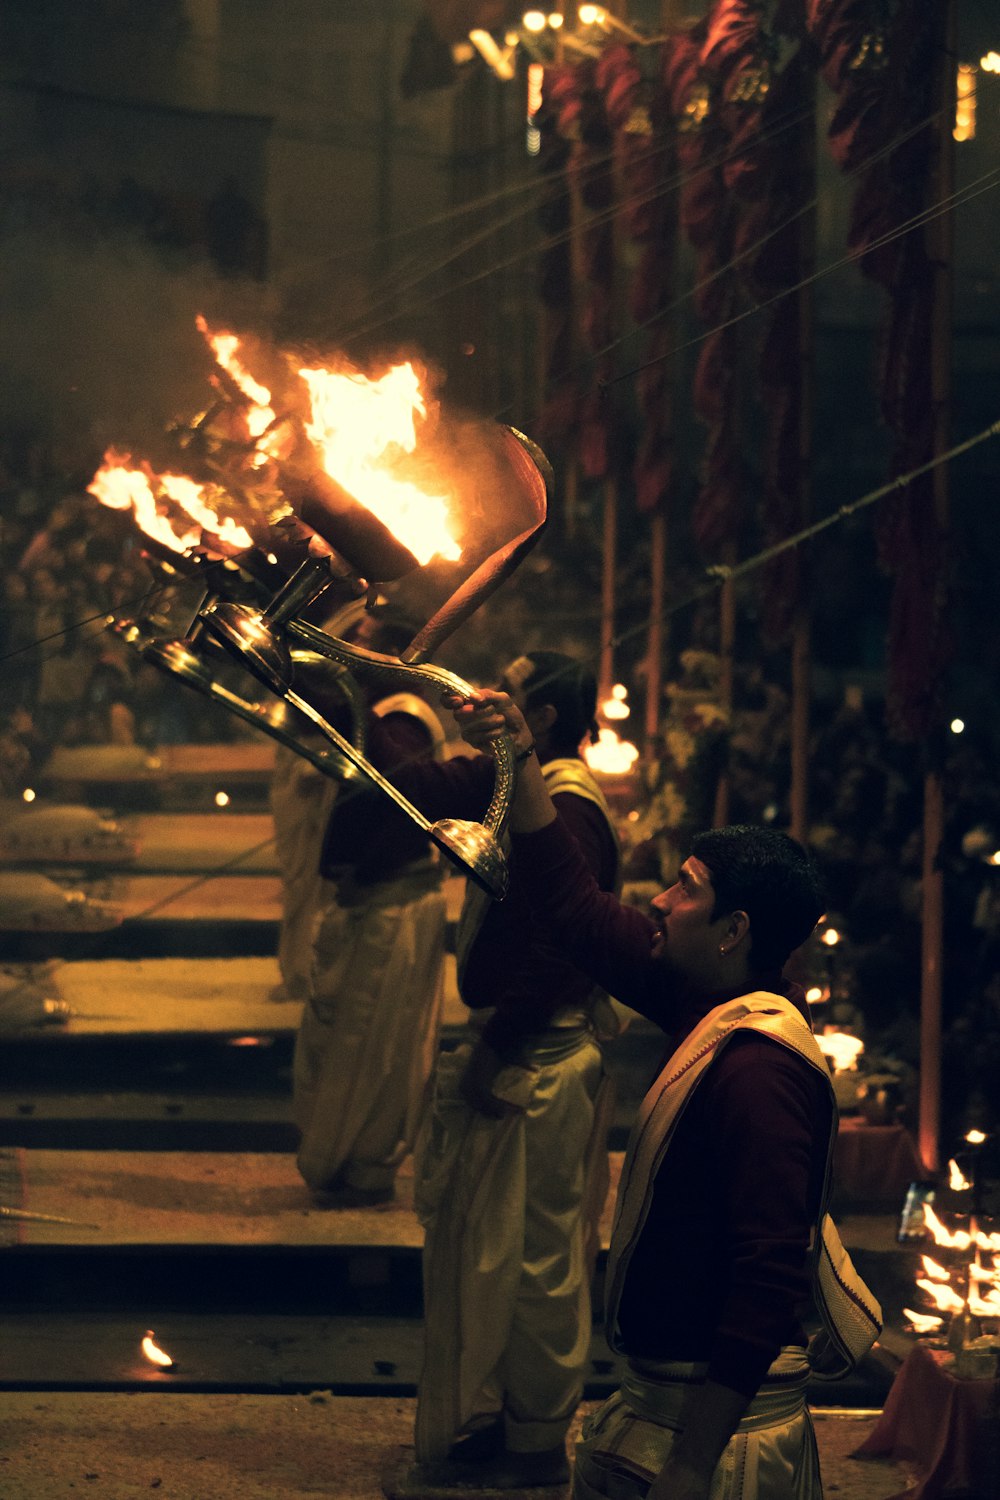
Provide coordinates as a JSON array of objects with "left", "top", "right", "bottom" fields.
[
  {"left": 789, "top": 70, "right": 817, "bottom": 845},
  {"left": 713, "top": 543, "right": 736, "bottom": 828},
  {"left": 918, "top": 0, "right": 956, "bottom": 1177},
  {"left": 600, "top": 476, "right": 617, "bottom": 698},
  {"left": 644, "top": 0, "right": 684, "bottom": 747},
  {"left": 645, "top": 511, "right": 667, "bottom": 742}
]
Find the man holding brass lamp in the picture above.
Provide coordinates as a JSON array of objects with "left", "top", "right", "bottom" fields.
[
  {"left": 366, "top": 649, "right": 622, "bottom": 1488},
  {"left": 442, "top": 685, "right": 881, "bottom": 1500}
]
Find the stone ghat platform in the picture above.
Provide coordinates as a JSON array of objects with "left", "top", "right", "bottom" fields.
[
  {"left": 38, "top": 742, "right": 277, "bottom": 811},
  {"left": 0, "top": 1143, "right": 909, "bottom": 1409},
  {"left": 0, "top": 1394, "right": 915, "bottom": 1500}
]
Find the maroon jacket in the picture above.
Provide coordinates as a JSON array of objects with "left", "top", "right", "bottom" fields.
[
  {"left": 512, "top": 816, "right": 832, "bottom": 1399},
  {"left": 322, "top": 714, "right": 619, "bottom": 1059}
]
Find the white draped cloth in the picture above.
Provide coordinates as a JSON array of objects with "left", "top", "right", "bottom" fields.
[
  {"left": 293, "top": 862, "right": 446, "bottom": 1193},
  {"left": 573, "top": 1349, "right": 822, "bottom": 1500},
  {"left": 414, "top": 1026, "right": 613, "bottom": 1462},
  {"left": 269, "top": 744, "right": 339, "bottom": 1005}
]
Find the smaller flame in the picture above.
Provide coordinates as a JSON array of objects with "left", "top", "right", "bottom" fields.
[
  {"left": 903, "top": 1308, "right": 944, "bottom": 1334},
  {"left": 816, "top": 1030, "right": 864, "bottom": 1073},
  {"left": 805, "top": 985, "right": 829, "bottom": 1005},
  {"left": 197, "top": 314, "right": 276, "bottom": 440},
  {"left": 920, "top": 1254, "right": 951, "bottom": 1282},
  {"left": 88, "top": 451, "right": 253, "bottom": 554},
  {"left": 966, "top": 1129, "right": 988, "bottom": 1145},
  {"left": 923, "top": 1202, "right": 972, "bottom": 1250},
  {"left": 584, "top": 727, "right": 640, "bottom": 776},
  {"left": 601, "top": 684, "right": 630, "bottom": 721},
  {"left": 820, "top": 927, "right": 841, "bottom": 947},
  {"left": 916, "top": 1278, "right": 964, "bottom": 1313},
  {"left": 970, "top": 1284, "right": 1000, "bottom": 1317},
  {"left": 949, "top": 1158, "right": 972, "bottom": 1192},
  {"left": 141, "top": 1331, "right": 175, "bottom": 1368}
]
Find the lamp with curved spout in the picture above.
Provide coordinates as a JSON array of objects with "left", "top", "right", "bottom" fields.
[
  {"left": 102, "top": 394, "right": 551, "bottom": 901},
  {"left": 110, "top": 625, "right": 365, "bottom": 783},
  {"left": 117, "top": 620, "right": 509, "bottom": 899},
  {"left": 198, "top": 588, "right": 515, "bottom": 898}
]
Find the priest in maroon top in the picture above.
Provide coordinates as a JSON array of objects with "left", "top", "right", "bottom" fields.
[{"left": 446, "top": 686, "right": 830, "bottom": 1500}]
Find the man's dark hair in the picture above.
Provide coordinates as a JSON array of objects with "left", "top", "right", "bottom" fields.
[
  {"left": 690, "top": 824, "right": 825, "bottom": 973},
  {"left": 518, "top": 652, "right": 599, "bottom": 756}
]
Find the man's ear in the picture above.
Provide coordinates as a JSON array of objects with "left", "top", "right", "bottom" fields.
[
  {"left": 727, "top": 909, "right": 751, "bottom": 952},
  {"left": 526, "top": 702, "right": 557, "bottom": 737}
]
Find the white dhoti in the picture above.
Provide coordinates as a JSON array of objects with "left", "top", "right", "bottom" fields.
[
  {"left": 414, "top": 1026, "right": 613, "bottom": 1463},
  {"left": 270, "top": 744, "right": 339, "bottom": 1005},
  {"left": 573, "top": 1349, "right": 822, "bottom": 1500},
  {"left": 292, "top": 862, "right": 445, "bottom": 1193}
]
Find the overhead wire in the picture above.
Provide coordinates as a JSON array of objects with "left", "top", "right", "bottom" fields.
[
  {"left": 329, "top": 97, "right": 948, "bottom": 370},
  {"left": 331, "top": 99, "right": 822, "bottom": 345},
  {"left": 605, "top": 164, "right": 1000, "bottom": 388}
]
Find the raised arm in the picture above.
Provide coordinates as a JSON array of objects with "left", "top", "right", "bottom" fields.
[
  {"left": 445, "top": 689, "right": 668, "bottom": 1024},
  {"left": 444, "top": 688, "right": 555, "bottom": 832}
]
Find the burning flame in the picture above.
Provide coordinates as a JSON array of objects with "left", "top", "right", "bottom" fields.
[
  {"left": 920, "top": 1202, "right": 1000, "bottom": 1253},
  {"left": 816, "top": 1030, "right": 865, "bottom": 1073},
  {"left": 141, "top": 1330, "right": 175, "bottom": 1368},
  {"left": 949, "top": 1158, "right": 972, "bottom": 1192},
  {"left": 88, "top": 451, "right": 254, "bottom": 554},
  {"left": 911, "top": 1203, "right": 1000, "bottom": 1326},
  {"left": 916, "top": 1277, "right": 964, "bottom": 1313},
  {"left": 197, "top": 314, "right": 276, "bottom": 440},
  {"left": 921, "top": 1254, "right": 951, "bottom": 1282},
  {"left": 298, "top": 361, "right": 460, "bottom": 566},
  {"left": 584, "top": 726, "right": 640, "bottom": 776},
  {"left": 903, "top": 1308, "right": 944, "bottom": 1334},
  {"left": 601, "top": 683, "right": 631, "bottom": 721}
]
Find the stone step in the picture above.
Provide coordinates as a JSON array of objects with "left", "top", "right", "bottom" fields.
[
  {"left": 0, "top": 1309, "right": 622, "bottom": 1398},
  {"left": 0, "top": 1144, "right": 907, "bottom": 1409},
  {"left": 38, "top": 742, "right": 277, "bottom": 812},
  {"left": 1, "top": 1143, "right": 916, "bottom": 1277},
  {"left": 0, "top": 864, "right": 466, "bottom": 960},
  {"left": 0, "top": 1392, "right": 915, "bottom": 1500},
  {"left": 0, "top": 1308, "right": 898, "bottom": 1413}
]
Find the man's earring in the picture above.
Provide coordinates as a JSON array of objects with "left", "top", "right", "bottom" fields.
[{"left": 719, "top": 945, "right": 727, "bottom": 957}]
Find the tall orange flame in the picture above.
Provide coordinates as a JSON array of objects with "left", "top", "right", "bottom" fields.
[
  {"left": 88, "top": 450, "right": 253, "bottom": 553},
  {"left": 299, "top": 361, "right": 459, "bottom": 566},
  {"left": 196, "top": 314, "right": 275, "bottom": 439}
]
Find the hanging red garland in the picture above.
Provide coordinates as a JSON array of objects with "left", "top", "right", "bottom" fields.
[{"left": 807, "top": 0, "right": 949, "bottom": 740}]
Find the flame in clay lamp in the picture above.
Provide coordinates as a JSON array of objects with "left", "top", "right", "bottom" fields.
[
  {"left": 584, "top": 727, "right": 640, "bottom": 776},
  {"left": 816, "top": 1030, "right": 865, "bottom": 1074},
  {"left": 141, "top": 1330, "right": 175, "bottom": 1368},
  {"left": 915, "top": 1275, "right": 964, "bottom": 1314},
  {"left": 948, "top": 1158, "right": 972, "bottom": 1192},
  {"left": 197, "top": 314, "right": 276, "bottom": 443},
  {"left": 903, "top": 1308, "right": 944, "bottom": 1335},
  {"left": 88, "top": 451, "right": 253, "bottom": 553},
  {"left": 924, "top": 1201, "right": 1000, "bottom": 1253},
  {"left": 923, "top": 1203, "right": 973, "bottom": 1251},
  {"left": 298, "top": 361, "right": 460, "bottom": 566}
]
